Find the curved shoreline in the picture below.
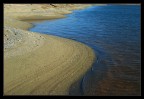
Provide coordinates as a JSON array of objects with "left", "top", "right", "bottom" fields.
[{"left": 4, "top": 4, "right": 96, "bottom": 95}]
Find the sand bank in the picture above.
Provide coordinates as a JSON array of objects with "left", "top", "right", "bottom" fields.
[{"left": 4, "top": 4, "right": 95, "bottom": 95}]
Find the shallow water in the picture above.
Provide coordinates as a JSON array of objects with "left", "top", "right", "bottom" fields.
[{"left": 30, "top": 5, "right": 141, "bottom": 95}]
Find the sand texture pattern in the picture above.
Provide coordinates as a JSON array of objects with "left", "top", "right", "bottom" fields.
[{"left": 4, "top": 4, "right": 95, "bottom": 95}]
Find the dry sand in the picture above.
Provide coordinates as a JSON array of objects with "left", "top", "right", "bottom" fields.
[{"left": 4, "top": 4, "right": 95, "bottom": 95}]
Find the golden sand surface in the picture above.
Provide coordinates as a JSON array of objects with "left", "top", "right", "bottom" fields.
[{"left": 4, "top": 4, "right": 95, "bottom": 95}]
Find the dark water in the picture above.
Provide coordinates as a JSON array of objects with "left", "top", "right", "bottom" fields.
[{"left": 29, "top": 5, "right": 141, "bottom": 96}]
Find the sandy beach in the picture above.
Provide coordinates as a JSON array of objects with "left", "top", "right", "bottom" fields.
[{"left": 4, "top": 4, "right": 95, "bottom": 95}]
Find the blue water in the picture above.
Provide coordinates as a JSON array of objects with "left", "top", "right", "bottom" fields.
[{"left": 30, "top": 5, "right": 141, "bottom": 95}]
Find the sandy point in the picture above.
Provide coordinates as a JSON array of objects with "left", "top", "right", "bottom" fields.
[{"left": 4, "top": 4, "right": 96, "bottom": 95}]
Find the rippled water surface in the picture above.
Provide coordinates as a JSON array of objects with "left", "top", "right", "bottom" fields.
[{"left": 30, "top": 5, "right": 141, "bottom": 95}]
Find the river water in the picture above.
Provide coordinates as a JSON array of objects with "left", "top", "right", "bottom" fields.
[{"left": 29, "top": 5, "right": 141, "bottom": 96}]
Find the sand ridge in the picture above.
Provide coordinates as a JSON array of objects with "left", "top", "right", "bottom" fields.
[
  {"left": 4, "top": 26, "right": 45, "bottom": 59},
  {"left": 4, "top": 4, "right": 96, "bottom": 95}
]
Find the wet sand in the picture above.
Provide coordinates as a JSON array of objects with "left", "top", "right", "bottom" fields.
[{"left": 4, "top": 4, "right": 95, "bottom": 95}]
